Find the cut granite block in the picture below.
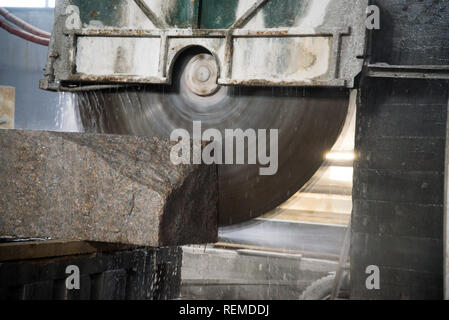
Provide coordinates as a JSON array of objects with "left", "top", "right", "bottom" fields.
[{"left": 0, "top": 130, "right": 218, "bottom": 246}]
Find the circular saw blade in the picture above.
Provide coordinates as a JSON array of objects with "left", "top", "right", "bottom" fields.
[{"left": 75, "top": 52, "right": 350, "bottom": 226}]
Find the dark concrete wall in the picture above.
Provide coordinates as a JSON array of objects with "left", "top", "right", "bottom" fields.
[
  {"left": 370, "top": 0, "right": 449, "bottom": 66},
  {"left": 0, "top": 8, "right": 64, "bottom": 131},
  {"left": 352, "top": 78, "right": 447, "bottom": 299},
  {"left": 351, "top": 0, "right": 449, "bottom": 299}
]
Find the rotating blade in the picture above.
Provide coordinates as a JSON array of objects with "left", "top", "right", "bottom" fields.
[{"left": 75, "top": 52, "right": 349, "bottom": 226}]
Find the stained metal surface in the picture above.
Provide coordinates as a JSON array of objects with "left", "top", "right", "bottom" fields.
[
  {"left": 41, "top": 0, "right": 367, "bottom": 91},
  {"left": 75, "top": 51, "right": 349, "bottom": 226}
]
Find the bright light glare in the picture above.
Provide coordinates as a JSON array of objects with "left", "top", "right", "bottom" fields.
[
  {"left": 329, "top": 166, "right": 353, "bottom": 182},
  {"left": 325, "top": 152, "right": 355, "bottom": 161},
  {"left": 0, "top": 0, "right": 54, "bottom": 8}
]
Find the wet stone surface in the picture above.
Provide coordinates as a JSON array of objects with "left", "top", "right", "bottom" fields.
[{"left": 0, "top": 130, "right": 218, "bottom": 246}]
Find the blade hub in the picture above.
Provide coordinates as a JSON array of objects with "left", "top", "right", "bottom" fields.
[
  {"left": 196, "top": 66, "right": 211, "bottom": 82},
  {"left": 184, "top": 53, "right": 219, "bottom": 97}
]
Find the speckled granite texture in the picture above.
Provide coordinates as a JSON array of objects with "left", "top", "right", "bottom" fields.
[{"left": 0, "top": 130, "right": 218, "bottom": 246}]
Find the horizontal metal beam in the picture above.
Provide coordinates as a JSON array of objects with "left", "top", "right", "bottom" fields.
[
  {"left": 367, "top": 64, "right": 449, "bottom": 80},
  {"left": 67, "top": 27, "right": 349, "bottom": 38}
]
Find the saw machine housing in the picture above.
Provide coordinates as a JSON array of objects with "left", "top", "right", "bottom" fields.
[{"left": 40, "top": 0, "right": 367, "bottom": 91}]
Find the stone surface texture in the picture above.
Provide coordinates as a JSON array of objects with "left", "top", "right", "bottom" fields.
[{"left": 0, "top": 130, "right": 218, "bottom": 246}]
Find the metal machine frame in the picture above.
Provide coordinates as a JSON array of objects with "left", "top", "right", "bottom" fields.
[{"left": 40, "top": 0, "right": 368, "bottom": 91}]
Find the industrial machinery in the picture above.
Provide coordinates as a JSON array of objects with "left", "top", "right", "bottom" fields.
[{"left": 40, "top": 0, "right": 368, "bottom": 226}]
